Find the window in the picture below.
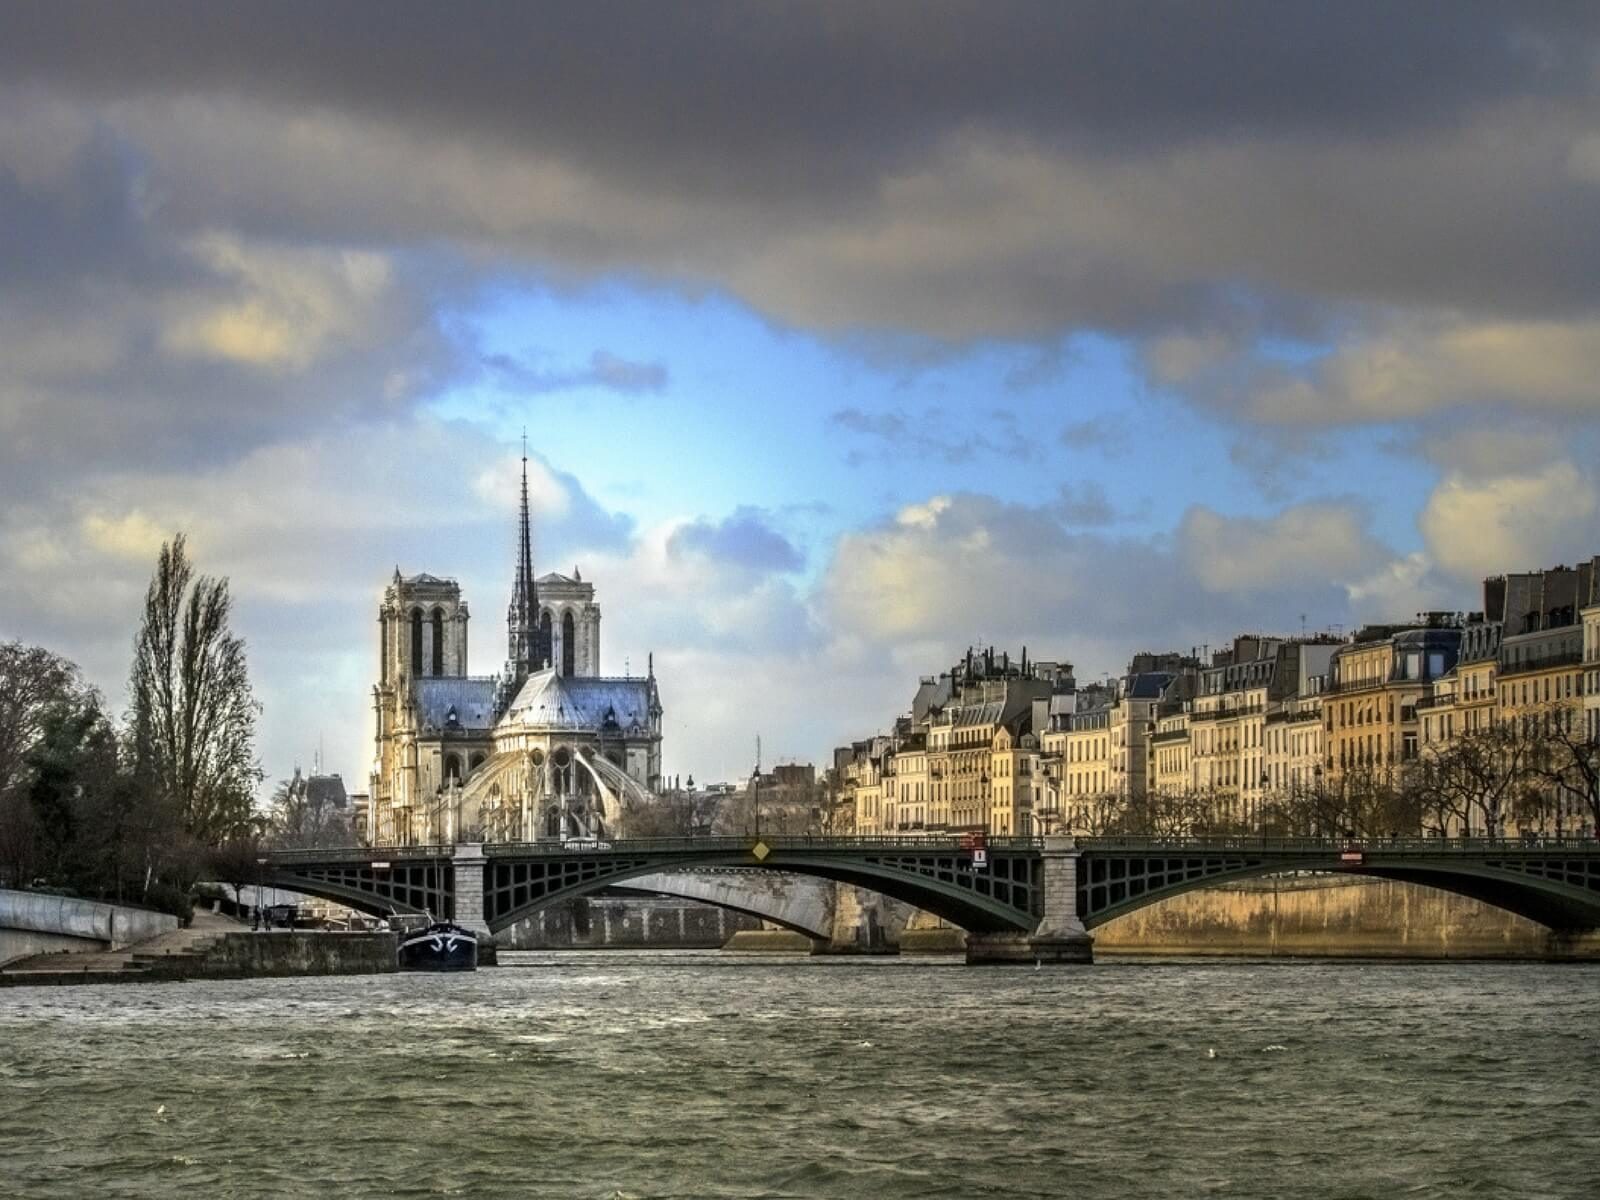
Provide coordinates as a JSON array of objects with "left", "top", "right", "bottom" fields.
[
  {"left": 562, "top": 610, "right": 577, "bottom": 676},
  {"left": 431, "top": 608, "right": 445, "bottom": 676},
  {"left": 410, "top": 609, "right": 423, "bottom": 675}
]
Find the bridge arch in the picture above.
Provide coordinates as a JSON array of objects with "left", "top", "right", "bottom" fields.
[
  {"left": 263, "top": 858, "right": 451, "bottom": 921},
  {"left": 481, "top": 844, "right": 1041, "bottom": 935},
  {"left": 604, "top": 871, "right": 834, "bottom": 941},
  {"left": 1076, "top": 847, "right": 1600, "bottom": 932}
]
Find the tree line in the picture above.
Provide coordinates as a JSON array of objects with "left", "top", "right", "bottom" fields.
[
  {"left": 0, "top": 534, "right": 344, "bottom": 921},
  {"left": 1059, "top": 702, "right": 1598, "bottom": 840}
]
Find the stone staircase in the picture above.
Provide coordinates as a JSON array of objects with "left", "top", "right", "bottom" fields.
[{"left": 0, "top": 910, "right": 243, "bottom": 987}]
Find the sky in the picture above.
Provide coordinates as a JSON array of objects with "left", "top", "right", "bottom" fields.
[{"left": 2, "top": 3, "right": 1599, "bottom": 791}]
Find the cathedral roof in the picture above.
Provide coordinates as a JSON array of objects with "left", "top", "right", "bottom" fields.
[
  {"left": 415, "top": 677, "right": 499, "bottom": 732},
  {"left": 501, "top": 669, "right": 654, "bottom": 734},
  {"left": 537, "top": 571, "right": 583, "bottom": 586},
  {"left": 402, "top": 572, "right": 454, "bottom": 586}
]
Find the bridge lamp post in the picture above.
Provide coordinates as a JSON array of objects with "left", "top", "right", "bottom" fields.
[{"left": 255, "top": 857, "right": 268, "bottom": 929}]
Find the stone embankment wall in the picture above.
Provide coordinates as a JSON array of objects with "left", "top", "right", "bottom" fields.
[
  {"left": 147, "top": 932, "right": 398, "bottom": 980},
  {"left": 892, "top": 874, "right": 1600, "bottom": 959},
  {"left": 1093, "top": 874, "right": 1600, "bottom": 959},
  {"left": 496, "top": 896, "right": 760, "bottom": 949},
  {"left": 0, "top": 888, "right": 178, "bottom": 966}
]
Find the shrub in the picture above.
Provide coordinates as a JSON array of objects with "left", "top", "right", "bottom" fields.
[{"left": 144, "top": 880, "right": 194, "bottom": 927}]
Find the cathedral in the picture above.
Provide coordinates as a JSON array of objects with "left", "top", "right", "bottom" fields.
[{"left": 366, "top": 454, "right": 663, "bottom": 846}]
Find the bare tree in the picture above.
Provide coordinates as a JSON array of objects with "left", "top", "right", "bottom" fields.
[
  {"left": 1522, "top": 701, "right": 1599, "bottom": 836},
  {"left": 266, "top": 771, "right": 352, "bottom": 849},
  {"left": 627, "top": 785, "right": 722, "bottom": 838},
  {"left": 1068, "top": 791, "right": 1132, "bottom": 835},
  {"left": 1409, "top": 720, "right": 1537, "bottom": 837},
  {"left": 208, "top": 834, "right": 266, "bottom": 910},
  {"left": 129, "top": 534, "right": 261, "bottom": 847}
]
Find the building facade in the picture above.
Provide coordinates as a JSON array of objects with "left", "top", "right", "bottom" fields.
[{"left": 367, "top": 454, "right": 662, "bottom": 846}]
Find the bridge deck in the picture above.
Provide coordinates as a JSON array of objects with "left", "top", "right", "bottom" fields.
[{"left": 262, "top": 836, "right": 1600, "bottom": 938}]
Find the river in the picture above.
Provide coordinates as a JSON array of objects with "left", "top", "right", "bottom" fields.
[{"left": 1, "top": 953, "right": 1595, "bottom": 1198}]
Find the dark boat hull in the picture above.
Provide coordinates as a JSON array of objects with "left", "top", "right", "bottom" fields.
[{"left": 398, "top": 924, "right": 479, "bottom": 972}]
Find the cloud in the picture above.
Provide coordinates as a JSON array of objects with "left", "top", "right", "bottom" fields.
[
  {"left": 7, "top": 5, "right": 1600, "bottom": 787},
  {"left": 483, "top": 348, "right": 668, "bottom": 395},
  {"left": 667, "top": 507, "right": 805, "bottom": 574},
  {"left": 79, "top": 510, "right": 170, "bottom": 562},
  {"left": 1343, "top": 552, "right": 1454, "bottom": 624},
  {"left": 820, "top": 491, "right": 1411, "bottom": 667},
  {"left": 6, "top": 8, "right": 1600, "bottom": 358},
  {"left": 1419, "top": 461, "right": 1599, "bottom": 581},
  {"left": 1059, "top": 414, "right": 1131, "bottom": 457},
  {"left": 1054, "top": 481, "right": 1118, "bottom": 527},
  {"left": 829, "top": 405, "right": 1040, "bottom": 465},
  {"left": 1160, "top": 315, "right": 1600, "bottom": 427},
  {"left": 0, "top": 420, "right": 637, "bottom": 783},
  {"left": 1179, "top": 503, "right": 1388, "bottom": 594},
  {"left": 0, "top": 123, "right": 460, "bottom": 495},
  {"left": 1401, "top": 423, "right": 1572, "bottom": 480}
]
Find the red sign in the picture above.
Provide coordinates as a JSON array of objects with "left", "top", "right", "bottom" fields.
[
  {"left": 1340, "top": 851, "right": 1364, "bottom": 864},
  {"left": 959, "top": 831, "right": 988, "bottom": 851}
]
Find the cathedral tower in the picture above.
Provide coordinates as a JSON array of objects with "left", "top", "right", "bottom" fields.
[{"left": 505, "top": 446, "right": 552, "bottom": 683}]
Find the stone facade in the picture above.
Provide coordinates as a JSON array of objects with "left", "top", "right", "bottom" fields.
[{"left": 368, "top": 454, "right": 662, "bottom": 846}]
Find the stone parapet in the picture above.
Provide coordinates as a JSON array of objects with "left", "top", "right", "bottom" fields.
[{"left": 0, "top": 888, "right": 178, "bottom": 965}]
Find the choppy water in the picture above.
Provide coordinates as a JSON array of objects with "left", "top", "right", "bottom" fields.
[{"left": 1, "top": 953, "right": 1596, "bottom": 1199}]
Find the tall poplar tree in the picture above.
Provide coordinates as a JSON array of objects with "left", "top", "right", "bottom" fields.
[{"left": 130, "top": 534, "right": 261, "bottom": 846}]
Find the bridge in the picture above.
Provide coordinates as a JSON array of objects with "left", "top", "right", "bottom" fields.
[{"left": 261, "top": 835, "right": 1600, "bottom": 964}]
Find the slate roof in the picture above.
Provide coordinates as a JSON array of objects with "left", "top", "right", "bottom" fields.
[
  {"left": 504, "top": 669, "right": 654, "bottom": 733},
  {"left": 304, "top": 775, "right": 348, "bottom": 809},
  {"left": 952, "top": 699, "right": 1006, "bottom": 727},
  {"left": 415, "top": 677, "right": 499, "bottom": 732},
  {"left": 1123, "top": 672, "right": 1175, "bottom": 699}
]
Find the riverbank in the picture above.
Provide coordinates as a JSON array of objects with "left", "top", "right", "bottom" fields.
[
  {"left": 0, "top": 916, "right": 398, "bottom": 987},
  {"left": 0, "top": 888, "right": 179, "bottom": 967}
]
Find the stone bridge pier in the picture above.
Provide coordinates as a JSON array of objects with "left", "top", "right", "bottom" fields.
[
  {"left": 438, "top": 838, "right": 1094, "bottom": 964},
  {"left": 451, "top": 843, "right": 498, "bottom": 964},
  {"left": 966, "top": 838, "right": 1092, "bottom": 964},
  {"left": 814, "top": 885, "right": 907, "bottom": 956}
]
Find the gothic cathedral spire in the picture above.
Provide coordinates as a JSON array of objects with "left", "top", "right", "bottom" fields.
[{"left": 506, "top": 435, "right": 550, "bottom": 682}]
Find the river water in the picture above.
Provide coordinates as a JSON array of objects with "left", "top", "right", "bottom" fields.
[{"left": 1, "top": 953, "right": 1596, "bottom": 1199}]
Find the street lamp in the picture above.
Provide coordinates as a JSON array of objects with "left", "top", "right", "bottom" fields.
[{"left": 254, "top": 857, "right": 269, "bottom": 930}]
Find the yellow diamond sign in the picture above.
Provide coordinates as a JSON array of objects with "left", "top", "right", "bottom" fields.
[{"left": 751, "top": 841, "right": 771, "bottom": 861}]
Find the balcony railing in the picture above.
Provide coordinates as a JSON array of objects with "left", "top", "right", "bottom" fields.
[
  {"left": 1497, "top": 647, "right": 1584, "bottom": 678},
  {"left": 1189, "top": 704, "right": 1265, "bottom": 723}
]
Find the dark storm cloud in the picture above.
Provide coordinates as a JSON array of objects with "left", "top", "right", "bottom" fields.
[
  {"left": 0, "top": 122, "right": 466, "bottom": 496},
  {"left": 6, "top": 2, "right": 1590, "bottom": 181},
  {"left": 6, "top": 3, "right": 1600, "bottom": 339},
  {"left": 4, "top": 0, "right": 1600, "bottom": 471}
]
